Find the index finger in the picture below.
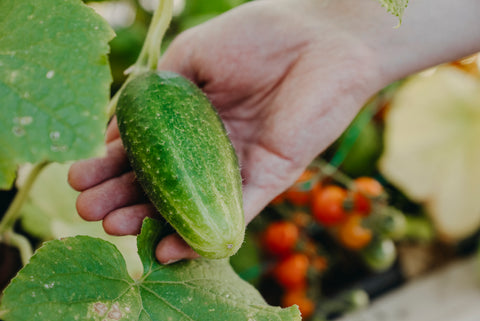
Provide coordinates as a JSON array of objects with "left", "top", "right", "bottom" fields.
[{"left": 105, "top": 117, "right": 120, "bottom": 143}]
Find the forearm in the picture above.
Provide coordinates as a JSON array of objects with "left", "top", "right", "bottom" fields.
[
  {"left": 272, "top": 0, "right": 480, "bottom": 105},
  {"left": 345, "top": 0, "right": 480, "bottom": 86}
]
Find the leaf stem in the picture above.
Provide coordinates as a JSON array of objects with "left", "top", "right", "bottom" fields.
[
  {"left": 139, "top": 0, "right": 174, "bottom": 71},
  {"left": 106, "top": 80, "right": 127, "bottom": 118},
  {"left": 3, "top": 230, "right": 33, "bottom": 265},
  {"left": 106, "top": 0, "right": 174, "bottom": 118},
  {"left": 0, "top": 161, "right": 49, "bottom": 235}
]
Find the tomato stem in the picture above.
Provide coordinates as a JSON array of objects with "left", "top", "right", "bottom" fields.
[{"left": 311, "top": 158, "right": 354, "bottom": 189}]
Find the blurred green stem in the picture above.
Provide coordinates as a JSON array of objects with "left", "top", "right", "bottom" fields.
[
  {"left": 329, "top": 97, "right": 378, "bottom": 168},
  {"left": 313, "top": 289, "right": 369, "bottom": 320},
  {"left": 106, "top": 0, "right": 174, "bottom": 117},
  {"left": 312, "top": 158, "right": 354, "bottom": 189},
  {"left": 4, "top": 230, "right": 33, "bottom": 265},
  {"left": 0, "top": 161, "right": 48, "bottom": 235},
  {"left": 136, "top": 0, "right": 174, "bottom": 71}
]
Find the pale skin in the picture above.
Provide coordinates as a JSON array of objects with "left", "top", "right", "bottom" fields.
[{"left": 68, "top": 0, "right": 480, "bottom": 263}]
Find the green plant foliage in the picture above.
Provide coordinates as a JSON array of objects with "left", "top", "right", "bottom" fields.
[
  {"left": 340, "top": 121, "right": 383, "bottom": 177},
  {"left": 109, "top": 23, "right": 147, "bottom": 90},
  {"left": 0, "top": 0, "right": 114, "bottom": 189},
  {"left": 0, "top": 218, "right": 301, "bottom": 320},
  {"left": 18, "top": 163, "right": 82, "bottom": 240},
  {"left": 182, "top": 0, "right": 246, "bottom": 15},
  {"left": 18, "top": 162, "right": 143, "bottom": 278},
  {"left": 176, "top": 0, "right": 250, "bottom": 31},
  {"left": 230, "top": 231, "right": 261, "bottom": 285}
]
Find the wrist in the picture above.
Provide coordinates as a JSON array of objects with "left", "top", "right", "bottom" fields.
[{"left": 300, "top": 0, "right": 480, "bottom": 91}]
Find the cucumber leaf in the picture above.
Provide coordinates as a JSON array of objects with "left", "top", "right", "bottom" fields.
[
  {"left": 380, "top": 66, "right": 480, "bottom": 240},
  {"left": 0, "top": 0, "right": 114, "bottom": 189},
  {"left": 376, "top": 0, "right": 409, "bottom": 24},
  {"left": 0, "top": 218, "right": 301, "bottom": 320},
  {"left": 0, "top": 235, "right": 139, "bottom": 320}
]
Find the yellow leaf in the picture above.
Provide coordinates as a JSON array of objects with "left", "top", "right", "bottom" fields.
[{"left": 380, "top": 66, "right": 480, "bottom": 240}]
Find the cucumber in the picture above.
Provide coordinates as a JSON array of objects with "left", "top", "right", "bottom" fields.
[{"left": 116, "top": 71, "right": 245, "bottom": 259}]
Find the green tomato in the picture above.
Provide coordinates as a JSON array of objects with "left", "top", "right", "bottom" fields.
[{"left": 360, "top": 238, "right": 396, "bottom": 272}]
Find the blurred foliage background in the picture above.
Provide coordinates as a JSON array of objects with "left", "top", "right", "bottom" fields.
[
  {"left": 84, "top": 1, "right": 480, "bottom": 319},
  {"left": 5, "top": 1, "right": 476, "bottom": 319}
]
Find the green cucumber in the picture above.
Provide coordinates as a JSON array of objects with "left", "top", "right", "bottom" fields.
[{"left": 116, "top": 71, "right": 245, "bottom": 259}]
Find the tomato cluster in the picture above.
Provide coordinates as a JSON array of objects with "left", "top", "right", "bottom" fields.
[
  {"left": 279, "top": 170, "right": 384, "bottom": 250},
  {"left": 256, "top": 166, "right": 403, "bottom": 320},
  {"left": 262, "top": 231, "right": 320, "bottom": 319}
]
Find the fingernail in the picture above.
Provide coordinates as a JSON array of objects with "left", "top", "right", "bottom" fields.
[{"left": 161, "top": 258, "right": 180, "bottom": 265}]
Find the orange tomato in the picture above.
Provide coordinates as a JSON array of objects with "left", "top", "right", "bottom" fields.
[
  {"left": 311, "top": 255, "right": 328, "bottom": 272},
  {"left": 450, "top": 54, "right": 480, "bottom": 76},
  {"left": 263, "top": 221, "right": 299, "bottom": 257},
  {"left": 338, "top": 214, "right": 373, "bottom": 250},
  {"left": 284, "top": 170, "right": 316, "bottom": 206},
  {"left": 311, "top": 181, "right": 322, "bottom": 197},
  {"left": 352, "top": 177, "right": 384, "bottom": 215},
  {"left": 282, "top": 289, "right": 315, "bottom": 319},
  {"left": 270, "top": 193, "right": 285, "bottom": 205},
  {"left": 292, "top": 211, "right": 311, "bottom": 228},
  {"left": 273, "top": 253, "right": 309, "bottom": 290},
  {"left": 311, "top": 185, "right": 348, "bottom": 226}
]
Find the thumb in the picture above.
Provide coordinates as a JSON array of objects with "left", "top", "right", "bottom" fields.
[{"left": 157, "top": 29, "right": 198, "bottom": 81}]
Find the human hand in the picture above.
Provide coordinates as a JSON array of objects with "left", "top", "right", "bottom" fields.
[
  {"left": 70, "top": 0, "right": 480, "bottom": 264},
  {"left": 68, "top": 0, "right": 384, "bottom": 263}
]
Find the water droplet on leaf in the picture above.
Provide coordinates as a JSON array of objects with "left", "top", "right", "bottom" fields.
[
  {"left": 46, "top": 70, "right": 55, "bottom": 79},
  {"left": 49, "top": 131, "right": 61, "bottom": 140},
  {"left": 12, "top": 126, "right": 25, "bottom": 136},
  {"left": 18, "top": 116, "right": 33, "bottom": 125},
  {"left": 50, "top": 144, "right": 68, "bottom": 152}
]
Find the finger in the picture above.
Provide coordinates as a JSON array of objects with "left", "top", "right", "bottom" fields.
[
  {"left": 105, "top": 117, "right": 120, "bottom": 143},
  {"left": 103, "top": 203, "right": 158, "bottom": 236},
  {"left": 68, "top": 138, "right": 130, "bottom": 191},
  {"left": 155, "top": 234, "right": 200, "bottom": 265},
  {"left": 76, "top": 171, "right": 147, "bottom": 221}
]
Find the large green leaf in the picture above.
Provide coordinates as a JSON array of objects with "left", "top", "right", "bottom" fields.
[
  {"left": 380, "top": 66, "right": 480, "bottom": 240},
  {"left": 0, "top": 0, "right": 114, "bottom": 189},
  {"left": 0, "top": 219, "right": 301, "bottom": 320}
]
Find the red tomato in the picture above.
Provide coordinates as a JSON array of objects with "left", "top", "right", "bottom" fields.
[
  {"left": 282, "top": 289, "right": 315, "bottom": 319},
  {"left": 352, "top": 177, "right": 384, "bottom": 215},
  {"left": 311, "top": 185, "right": 348, "bottom": 226},
  {"left": 263, "top": 221, "right": 299, "bottom": 256},
  {"left": 338, "top": 214, "right": 372, "bottom": 250},
  {"left": 273, "top": 253, "right": 309, "bottom": 290}
]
